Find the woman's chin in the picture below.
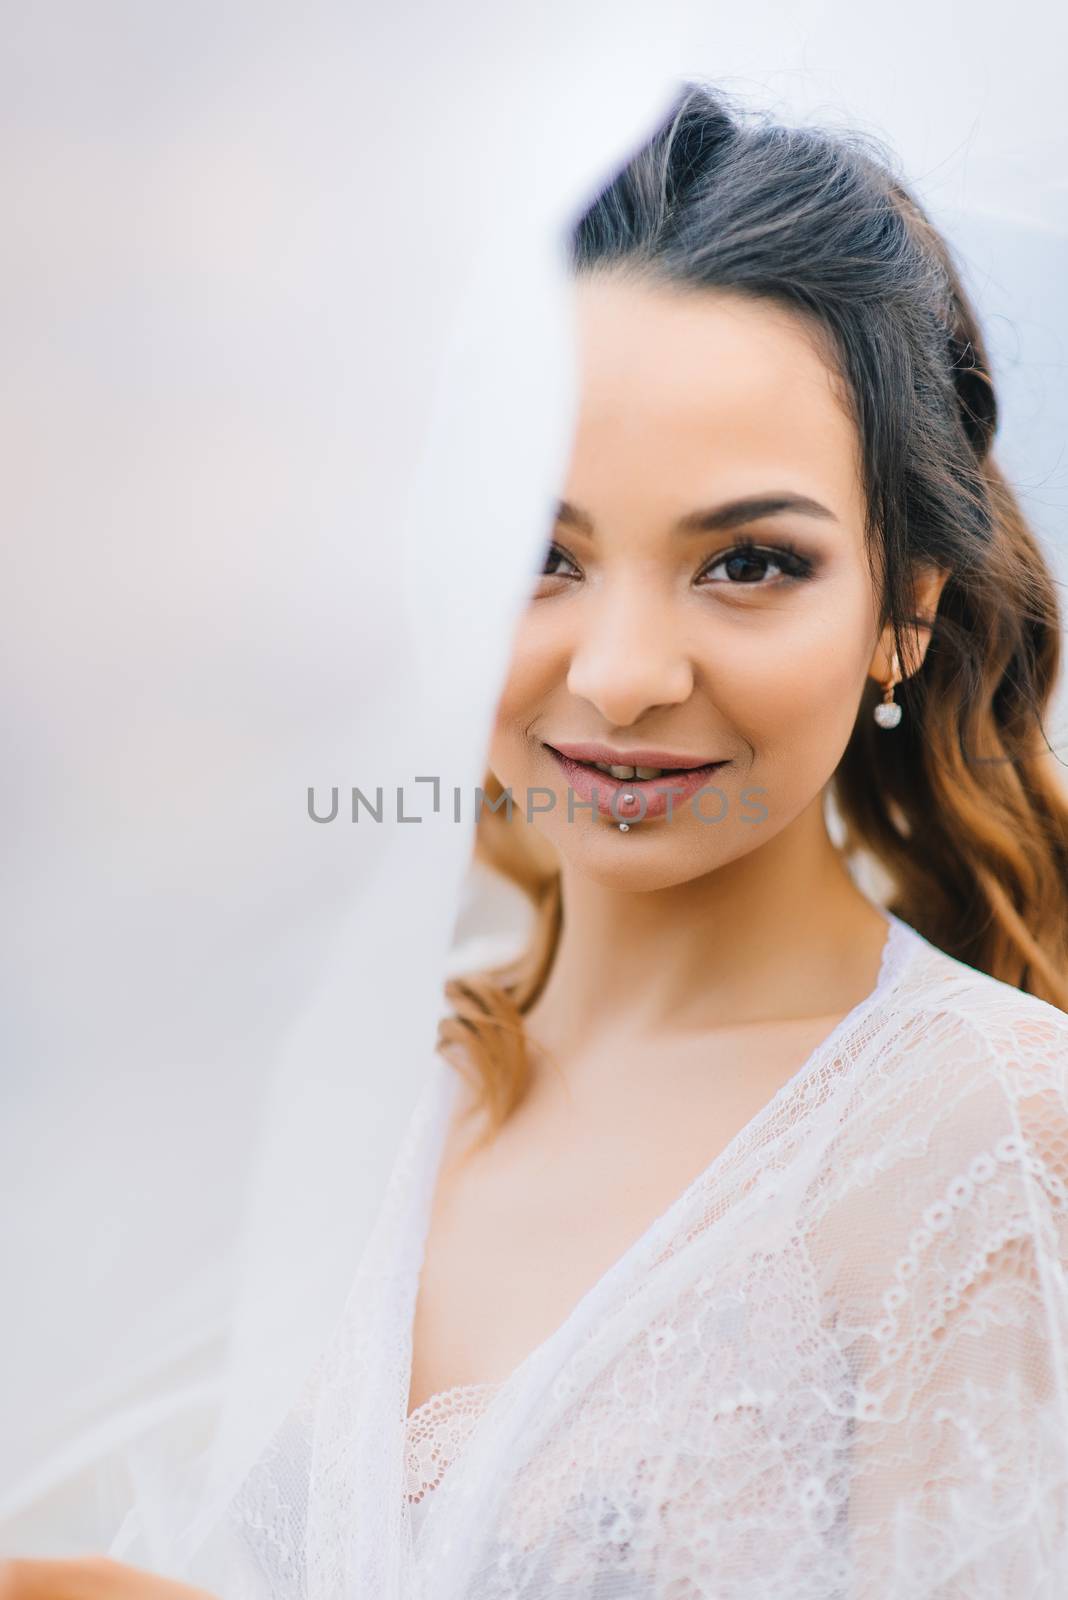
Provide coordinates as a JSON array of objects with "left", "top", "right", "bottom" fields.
[{"left": 546, "top": 821, "right": 742, "bottom": 892}]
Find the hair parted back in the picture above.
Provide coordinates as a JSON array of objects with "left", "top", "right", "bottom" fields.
[{"left": 438, "top": 78, "right": 1068, "bottom": 1139}]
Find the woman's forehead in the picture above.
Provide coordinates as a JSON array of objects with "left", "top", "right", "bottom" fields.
[
  {"left": 567, "top": 276, "right": 863, "bottom": 525},
  {"left": 574, "top": 272, "right": 835, "bottom": 376}
]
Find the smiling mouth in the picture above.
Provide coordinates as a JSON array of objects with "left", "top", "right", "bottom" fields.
[{"left": 545, "top": 748, "right": 725, "bottom": 782}]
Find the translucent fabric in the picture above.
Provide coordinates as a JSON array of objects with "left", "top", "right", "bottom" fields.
[
  {"left": 174, "top": 909, "right": 1068, "bottom": 1597},
  {"left": 0, "top": 0, "right": 697, "bottom": 1568}
]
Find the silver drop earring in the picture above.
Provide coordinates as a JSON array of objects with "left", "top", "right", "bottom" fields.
[{"left": 874, "top": 648, "right": 903, "bottom": 729}]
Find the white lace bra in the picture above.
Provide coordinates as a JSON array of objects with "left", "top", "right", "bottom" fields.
[{"left": 405, "top": 1380, "right": 502, "bottom": 1505}]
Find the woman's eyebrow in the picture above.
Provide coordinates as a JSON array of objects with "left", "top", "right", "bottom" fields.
[{"left": 554, "top": 493, "right": 838, "bottom": 535}]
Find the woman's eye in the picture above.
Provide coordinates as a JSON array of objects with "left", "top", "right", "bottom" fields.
[
  {"left": 696, "top": 543, "right": 813, "bottom": 587},
  {"left": 534, "top": 539, "right": 814, "bottom": 589},
  {"left": 539, "top": 541, "right": 580, "bottom": 580}
]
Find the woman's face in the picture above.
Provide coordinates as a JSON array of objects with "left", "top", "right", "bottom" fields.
[{"left": 488, "top": 274, "right": 907, "bottom": 890}]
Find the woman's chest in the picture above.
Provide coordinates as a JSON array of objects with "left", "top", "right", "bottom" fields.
[
  {"left": 407, "top": 1019, "right": 842, "bottom": 1415},
  {"left": 403, "top": 1223, "right": 857, "bottom": 1596}
]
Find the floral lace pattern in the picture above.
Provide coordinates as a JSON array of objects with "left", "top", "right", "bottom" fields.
[
  {"left": 197, "top": 911, "right": 1068, "bottom": 1599},
  {"left": 405, "top": 1381, "right": 502, "bottom": 1503}
]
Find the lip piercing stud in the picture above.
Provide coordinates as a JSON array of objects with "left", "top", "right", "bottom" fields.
[{"left": 618, "top": 791, "right": 636, "bottom": 831}]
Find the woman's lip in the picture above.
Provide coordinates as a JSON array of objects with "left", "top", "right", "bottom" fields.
[
  {"left": 546, "top": 746, "right": 730, "bottom": 822},
  {"left": 547, "top": 741, "right": 721, "bottom": 769}
]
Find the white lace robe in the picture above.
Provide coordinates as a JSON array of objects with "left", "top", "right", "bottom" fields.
[{"left": 207, "top": 910, "right": 1068, "bottom": 1598}]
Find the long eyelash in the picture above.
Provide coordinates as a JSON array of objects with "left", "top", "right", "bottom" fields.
[
  {"left": 699, "top": 535, "right": 816, "bottom": 583},
  {"left": 540, "top": 540, "right": 580, "bottom": 577},
  {"left": 539, "top": 536, "right": 817, "bottom": 584}
]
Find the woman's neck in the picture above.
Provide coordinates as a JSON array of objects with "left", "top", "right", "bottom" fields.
[{"left": 522, "top": 790, "right": 892, "bottom": 1073}]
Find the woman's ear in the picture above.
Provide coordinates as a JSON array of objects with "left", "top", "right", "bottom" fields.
[
  {"left": 868, "top": 563, "right": 951, "bottom": 684},
  {"left": 912, "top": 562, "right": 951, "bottom": 640}
]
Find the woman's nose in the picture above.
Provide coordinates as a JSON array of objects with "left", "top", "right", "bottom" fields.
[{"left": 564, "top": 581, "right": 694, "bottom": 726}]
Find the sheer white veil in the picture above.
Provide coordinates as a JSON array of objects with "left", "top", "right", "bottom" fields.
[{"left": 2, "top": 0, "right": 1065, "bottom": 1581}]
